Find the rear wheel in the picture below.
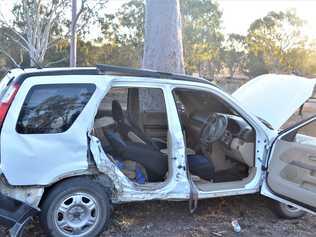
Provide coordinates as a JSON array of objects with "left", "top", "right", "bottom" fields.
[
  {"left": 40, "top": 177, "right": 111, "bottom": 237},
  {"left": 272, "top": 201, "right": 306, "bottom": 219}
]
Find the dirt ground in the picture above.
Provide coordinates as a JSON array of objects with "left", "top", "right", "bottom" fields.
[{"left": 1, "top": 194, "right": 315, "bottom": 237}]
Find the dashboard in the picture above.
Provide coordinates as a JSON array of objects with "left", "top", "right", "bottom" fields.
[
  {"left": 189, "top": 112, "right": 255, "bottom": 166},
  {"left": 224, "top": 114, "right": 255, "bottom": 143},
  {"left": 221, "top": 114, "right": 255, "bottom": 166},
  {"left": 189, "top": 112, "right": 254, "bottom": 144}
]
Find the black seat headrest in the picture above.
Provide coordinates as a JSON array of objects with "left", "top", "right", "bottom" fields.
[{"left": 112, "top": 100, "right": 124, "bottom": 123}]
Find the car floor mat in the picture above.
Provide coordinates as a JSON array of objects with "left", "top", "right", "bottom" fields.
[{"left": 213, "top": 167, "right": 248, "bottom": 182}]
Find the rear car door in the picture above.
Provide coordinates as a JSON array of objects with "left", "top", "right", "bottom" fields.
[
  {"left": 0, "top": 75, "right": 110, "bottom": 185},
  {"left": 261, "top": 116, "right": 316, "bottom": 213}
]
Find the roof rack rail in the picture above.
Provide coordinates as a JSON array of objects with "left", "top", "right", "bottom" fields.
[{"left": 96, "top": 64, "right": 213, "bottom": 84}]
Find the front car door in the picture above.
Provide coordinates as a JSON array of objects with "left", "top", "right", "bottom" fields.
[{"left": 262, "top": 116, "right": 316, "bottom": 213}]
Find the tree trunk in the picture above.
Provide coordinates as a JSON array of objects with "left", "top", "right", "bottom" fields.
[
  {"left": 70, "top": 0, "right": 77, "bottom": 67},
  {"left": 142, "top": 0, "right": 184, "bottom": 74},
  {"left": 141, "top": 0, "right": 184, "bottom": 112}
]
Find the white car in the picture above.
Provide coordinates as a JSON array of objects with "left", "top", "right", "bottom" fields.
[{"left": 0, "top": 65, "right": 315, "bottom": 237}]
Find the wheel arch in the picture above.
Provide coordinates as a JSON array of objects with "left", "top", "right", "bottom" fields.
[{"left": 38, "top": 174, "right": 115, "bottom": 209}]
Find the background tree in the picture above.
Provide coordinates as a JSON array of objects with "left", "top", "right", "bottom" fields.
[
  {"left": 97, "top": 0, "right": 144, "bottom": 67},
  {"left": 223, "top": 34, "right": 246, "bottom": 78},
  {"left": 116, "top": 0, "right": 144, "bottom": 65},
  {"left": 141, "top": 0, "right": 184, "bottom": 111},
  {"left": 0, "top": 27, "right": 26, "bottom": 68},
  {"left": 142, "top": 0, "right": 184, "bottom": 73},
  {"left": 0, "top": 0, "right": 108, "bottom": 67},
  {"left": 69, "top": 0, "right": 109, "bottom": 67},
  {"left": 246, "top": 10, "right": 305, "bottom": 73},
  {"left": 242, "top": 52, "right": 269, "bottom": 78},
  {"left": 97, "top": 0, "right": 227, "bottom": 78},
  {"left": 0, "top": 0, "right": 69, "bottom": 67},
  {"left": 181, "top": 0, "right": 223, "bottom": 78}
]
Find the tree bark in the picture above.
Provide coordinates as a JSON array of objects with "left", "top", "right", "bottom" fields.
[
  {"left": 142, "top": 0, "right": 184, "bottom": 74},
  {"left": 141, "top": 0, "right": 184, "bottom": 112}
]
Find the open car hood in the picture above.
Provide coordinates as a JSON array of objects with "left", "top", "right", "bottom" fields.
[{"left": 232, "top": 74, "right": 316, "bottom": 130}]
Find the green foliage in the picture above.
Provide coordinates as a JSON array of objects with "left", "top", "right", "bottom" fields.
[
  {"left": 97, "top": 0, "right": 224, "bottom": 76},
  {"left": 0, "top": 27, "right": 27, "bottom": 67},
  {"left": 98, "top": 0, "right": 144, "bottom": 66},
  {"left": 221, "top": 10, "right": 316, "bottom": 78},
  {"left": 181, "top": 0, "right": 224, "bottom": 78},
  {"left": 246, "top": 10, "right": 306, "bottom": 74},
  {"left": 242, "top": 52, "right": 269, "bottom": 78},
  {"left": 222, "top": 34, "right": 246, "bottom": 78},
  {"left": 44, "top": 39, "right": 69, "bottom": 67}
]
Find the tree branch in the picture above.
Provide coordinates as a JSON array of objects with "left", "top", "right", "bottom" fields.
[
  {"left": 45, "top": 57, "right": 67, "bottom": 67},
  {"left": 0, "top": 48, "right": 20, "bottom": 68}
]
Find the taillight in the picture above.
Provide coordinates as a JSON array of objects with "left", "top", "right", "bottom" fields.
[{"left": 0, "top": 83, "right": 20, "bottom": 125}]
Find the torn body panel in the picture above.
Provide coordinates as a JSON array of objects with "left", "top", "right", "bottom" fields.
[
  {"left": 89, "top": 81, "right": 192, "bottom": 203},
  {"left": 90, "top": 131, "right": 191, "bottom": 203}
]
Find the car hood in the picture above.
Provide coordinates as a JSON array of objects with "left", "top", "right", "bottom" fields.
[{"left": 232, "top": 74, "right": 316, "bottom": 130}]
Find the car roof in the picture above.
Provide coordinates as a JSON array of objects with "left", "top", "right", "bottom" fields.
[{"left": 6, "top": 66, "right": 217, "bottom": 88}]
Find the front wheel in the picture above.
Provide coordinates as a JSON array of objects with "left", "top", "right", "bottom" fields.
[
  {"left": 272, "top": 201, "right": 306, "bottom": 219},
  {"left": 40, "top": 177, "right": 111, "bottom": 237}
]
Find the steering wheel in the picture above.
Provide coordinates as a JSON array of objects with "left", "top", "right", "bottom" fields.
[{"left": 200, "top": 113, "right": 228, "bottom": 146}]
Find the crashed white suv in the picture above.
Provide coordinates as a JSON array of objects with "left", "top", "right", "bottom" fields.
[{"left": 0, "top": 65, "right": 315, "bottom": 237}]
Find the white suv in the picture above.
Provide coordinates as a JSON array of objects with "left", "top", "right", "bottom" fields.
[{"left": 0, "top": 65, "right": 315, "bottom": 237}]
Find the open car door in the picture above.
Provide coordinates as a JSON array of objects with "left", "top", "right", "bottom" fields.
[{"left": 261, "top": 116, "right": 316, "bottom": 214}]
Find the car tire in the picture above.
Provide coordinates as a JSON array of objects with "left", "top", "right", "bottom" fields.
[
  {"left": 40, "top": 177, "right": 111, "bottom": 237},
  {"left": 272, "top": 201, "right": 306, "bottom": 219}
]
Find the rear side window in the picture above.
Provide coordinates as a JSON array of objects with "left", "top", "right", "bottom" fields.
[{"left": 16, "top": 84, "right": 96, "bottom": 134}]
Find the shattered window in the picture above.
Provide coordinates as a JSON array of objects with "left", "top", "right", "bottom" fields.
[{"left": 16, "top": 84, "right": 95, "bottom": 134}]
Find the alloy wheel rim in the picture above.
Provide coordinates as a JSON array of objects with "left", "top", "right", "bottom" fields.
[{"left": 53, "top": 192, "right": 100, "bottom": 236}]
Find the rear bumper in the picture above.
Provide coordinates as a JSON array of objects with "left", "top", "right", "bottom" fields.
[{"left": 0, "top": 192, "right": 38, "bottom": 237}]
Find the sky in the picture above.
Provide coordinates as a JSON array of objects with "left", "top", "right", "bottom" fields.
[
  {"left": 1, "top": 0, "right": 316, "bottom": 40},
  {"left": 218, "top": 0, "right": 316, "bottom": 39},
  {"left": 106, "top": 0, "right": 316, "bottom": 40}
]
